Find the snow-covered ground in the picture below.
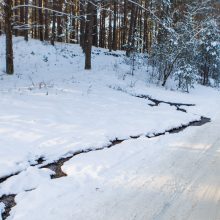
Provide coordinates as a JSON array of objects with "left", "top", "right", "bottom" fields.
[
  {"left": 8, "top": 118, "right": 220, "bottom": 220},
  {"left": 0, "top": 37, "right": 220, "bottom": 220}
]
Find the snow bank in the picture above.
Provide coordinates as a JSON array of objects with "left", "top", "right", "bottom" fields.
[{"left": 0, "top": 37, "right": 202, "bottom": 178}]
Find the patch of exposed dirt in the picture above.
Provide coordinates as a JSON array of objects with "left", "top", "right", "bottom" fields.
[
  {"left": 41, "top": 140, "right": 125, "bottom": 179},
  {"left": 0, "top": 156, "right": 46, "bottom": 185},
  {"left": 135, "top": 94, "right": 195, "bottom": 113},
  {"left": 0, "top": 173, "right": 19, "bottom": 185},
  {"left": 42, "top": 155, "right": 74, "bottom": 179},
  {"left": 0, "top": 194, "right": 16, "bottom": 220},
  {"left": 169, "top": 117, "right": 211, "bottom": 134},
  {"left": 109, "top": 86, "right": 194, "bottom": 113}
]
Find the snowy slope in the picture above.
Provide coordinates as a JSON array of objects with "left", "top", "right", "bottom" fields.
[
  {"left": 0, "top": 37, "right": 203, "bottom": 178},
  {"left": 0, "top": 36, "right": 220, "bottom": 220}
]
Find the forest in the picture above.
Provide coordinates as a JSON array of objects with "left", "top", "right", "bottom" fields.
[
  {"left": 1, "top": 1, "right": 220, "bottom": 220},
  {"left": 1, "top": 0, "right": 220, "bottom": 91}
]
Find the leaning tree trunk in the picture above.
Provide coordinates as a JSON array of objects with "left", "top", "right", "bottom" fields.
[
  {"left": 84, "top": 0, "right": 95, "bottom": 70},
  {"left": 4, "top": 0, "right": 14, "bottom": 74}
]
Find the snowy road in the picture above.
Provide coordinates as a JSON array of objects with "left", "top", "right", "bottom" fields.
[
  {"left": 7, "top": 114, "right": 220, "bottom": 220},
  {"left": 62, "top": 117, "right": 220, "bottom": 220}
]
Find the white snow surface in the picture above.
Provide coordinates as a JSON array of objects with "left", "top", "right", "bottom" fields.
[
  {"left": 0, "top": 37, "right": 202, "bottom": 178},
  {"left": 9, "top": 121, "right": 220, "bottom": 220},
  {"left": 0, "top": 167, "right": 53, "bottom": 197},
  {"left": 0, "top": 203, "right": 4, "bottom": 220},
  {"left": 0, "top": 36, "right": 220, "bottom": 220}
]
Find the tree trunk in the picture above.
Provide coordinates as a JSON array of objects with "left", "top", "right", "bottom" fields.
[
  {"left": 38, "top": 0, "right": 44, "bottom": 41},
  {"left": 24, "top": 0, "right": 29, "bottom": 41},
  {"left": 143, "top": 0, "right": 149, "bottom": 52},
  {"left": 126, "top": 1, "right": 138, "bottom": 57},
  {"left": 122, "top": 0, "right": 128, "bottom": 49},
  {"left": 14, "top": 0, "right": 19, "bottom": 36},
  {"left": 108, "top": 1, "right": 113, "bottom": 52},
  {"left": 4, "top": 0, "right": 14, "bottom": 74},
  {"left": 99, "top": 4, "right": 106, "bottom": 48},
  {"left": 19, "top": 0, "right": 24, "bottom": 36},
  {"left": 57, "top": 0, "right": 63, "bottom": 42},
  {"left": 44, "top": 0, "right": 49, "bottom": 41},
  {"left": 51, "top": 0, "right": 56, "bottom": 46},
  {"left": 112, "top": 0, "right": 117, "bottom": 51},
  {"left": 92, "top": 6, "right": 98, "bottom": 47},
  {"left": 70, "top": 2, "right": 76, "bottom": 43},
  {"left": 33, "top": 0, "right": 38, "bottom": 39},
  {"left": 84, "top": 0, "right": 95, "bottom": 70},
  {"left": 0, "top": 22, "right": 2, "bottom": 36},
  {"left": 80, "top": 0, "right": 86, "bottom": 50}
]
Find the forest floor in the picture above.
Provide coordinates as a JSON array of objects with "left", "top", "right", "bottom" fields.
[{"left": 0, "top": 37, "right": 220, "bottom": 220}]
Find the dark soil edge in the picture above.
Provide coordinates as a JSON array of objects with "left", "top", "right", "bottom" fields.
[
  {"left": 40, "top": 116, "right": 211, "bottom": 179},
  {"left": 0, "top": 194, "right": 16, "bottom": 220}
]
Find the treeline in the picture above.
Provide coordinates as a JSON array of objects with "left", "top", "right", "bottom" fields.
[{"left": 0, "top": 0, "right": 220, "bottom": 90}]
